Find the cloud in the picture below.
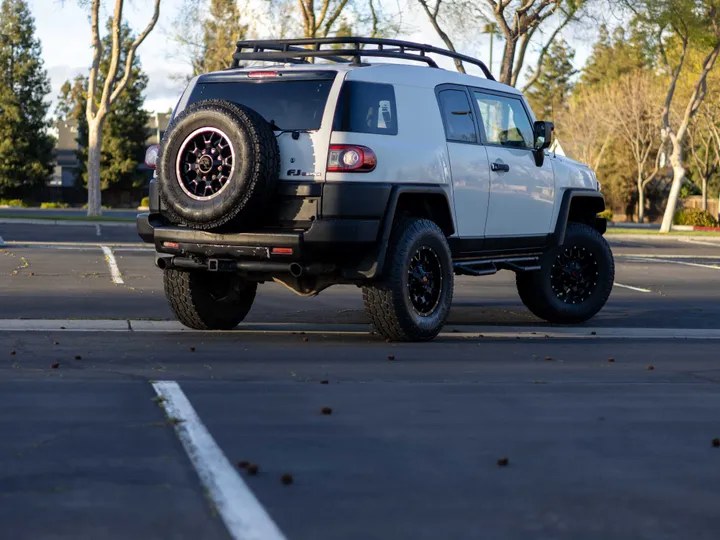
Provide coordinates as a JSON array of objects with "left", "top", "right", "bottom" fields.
[{"left": 46, "top": 65, "right": 87, "bottom": 98}]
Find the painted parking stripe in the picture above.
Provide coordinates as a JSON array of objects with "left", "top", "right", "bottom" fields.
[
  {"left": 615, "top": 253, "right": 720, "bottom": 260},
  {"left": 153, "top": 381, "right": 287, "bottom": 540},
  {"left": 101, "top": 246, "right": 125, "bottom": 284},
  {"left": 96, "top": 224, "right": 101, "bottom": 236},
  {"left": 678, "top": 238, "right": 720, "bottom": 247},
  {"left": 613, "top": 282, "right": 651, "bottom": 293},
  {"left": 628, "top": 256, "right": 720, "bottom": 271},
  {"left": 0, "top": 235, "right": 4, "bottom": 247}
]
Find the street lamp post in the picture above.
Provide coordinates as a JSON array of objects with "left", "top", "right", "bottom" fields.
[{"left": 482, "top": 23, "right": 501, "bottom": 79}]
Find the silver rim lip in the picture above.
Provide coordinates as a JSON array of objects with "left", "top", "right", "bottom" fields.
[{"left": 175, "top": 127, "right": 236, "bottom": 201}]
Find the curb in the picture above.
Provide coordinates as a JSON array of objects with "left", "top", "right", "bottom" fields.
[
  {"left": 0, "top": 218, "right": 135, "bottom": 227},
  {"left": 607, "top": 233, "right": 720, "bottom": 242},
  {"left": 2, "top": 320, "right": 720, "bottom": 339}
]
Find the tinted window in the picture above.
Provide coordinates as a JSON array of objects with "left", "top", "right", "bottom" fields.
[
  {"left": 438, "top": 90, "right": 477, "bottom": 143},
  {"left": 333, "top": 81, "right": 398, "bottom": 135},
  {"left": 474, "top": 92, "right": 534, "bottom": 148},
  {"left": 187, "top": 81, "right": 333, "bottom": 131}
]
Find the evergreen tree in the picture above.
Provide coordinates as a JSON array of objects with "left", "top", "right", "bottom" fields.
[
  {"left": 193, "top": 0, "right": 247, "bottom": 76},
  {"left": 0, "top": 0, "right": 54, "bottom": 194},
  {"left": 59, "top": 20, "right": 150, "bottom": 190},
  {"left": 526, "top": 39, "right": 576, "bottom": 120},
  {"left": 578, "top": 24, "right": 652, "bottom": 89}
]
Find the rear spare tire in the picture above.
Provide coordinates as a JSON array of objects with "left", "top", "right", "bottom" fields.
[{"left": 157, "top": 99, "right": 279, "bottom": 230}]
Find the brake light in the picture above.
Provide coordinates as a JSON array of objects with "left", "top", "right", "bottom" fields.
[
  {"left": 248, "top": 71, "right": 279, "bottom": 78},
  {"left": 327, "top": 145, "right": 376, "bottom": 172},
  {"left": 145, "top": 144, "right": 159, "bottom": 169}
]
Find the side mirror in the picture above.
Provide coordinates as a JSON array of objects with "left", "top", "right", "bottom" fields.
[{"left": 533, "top": 121, "right": 554, "bottom": 166}]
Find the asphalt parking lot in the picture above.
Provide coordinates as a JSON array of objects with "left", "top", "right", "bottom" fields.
[{"left": 2, "top": 220, "right": 720, "bottom": 539}]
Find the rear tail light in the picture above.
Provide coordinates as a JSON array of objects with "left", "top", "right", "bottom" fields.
[
  {"left": 327, "top": 145, "right": 376, "bottom": 172},
  {"left": 145, "top": 144, "right": 160, "bottom": 169}
]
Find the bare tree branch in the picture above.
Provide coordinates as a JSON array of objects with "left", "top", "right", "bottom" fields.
[
  {"left": 109, "top": 0, "right": 161, "bottom": 104},
  {"left": 418, "top": 0, "right": 466, "bottom": 72}
]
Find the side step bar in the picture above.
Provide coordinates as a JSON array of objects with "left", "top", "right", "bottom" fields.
[{"left": 453, "top": 256, "right": 541, "bottom": 277}]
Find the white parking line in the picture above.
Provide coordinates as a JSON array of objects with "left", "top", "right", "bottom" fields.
[
  {"left": 96, "top": 224, "right": 101, "bottom": 236},
  {"left": 629, "top": 256, "right": 720, "bottom": 271},
  {"left": 678, "top": 238, "right": 720, "bottom": 247},
  {"left": 101, "top": 246, "right": 124, "bottom": 284},
  {"left": 152, "top": 381, "right": 287, "bottom": 540},
  {"left": 614, "top": 282, "right": 652, "bottom": 293},
  {"left": 615, "top": 253, "right": 720, "bottom": 260},
  {"left": 0, "top": 235, "right": 4, "bottom": 247}
]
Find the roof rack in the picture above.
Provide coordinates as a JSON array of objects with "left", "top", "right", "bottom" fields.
[{"left": 231, "top": 37, "right": 495, "bottom": 81}]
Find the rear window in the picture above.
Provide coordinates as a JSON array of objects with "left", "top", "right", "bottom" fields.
[
  {"left": 187, "top": 80, "right": 333, "bottom": 131},
  {"left": 333, "top": 81, "right": 398, "bottom": 135}
]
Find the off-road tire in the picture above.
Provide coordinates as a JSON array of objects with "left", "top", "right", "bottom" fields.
[
  {"left": 363, "top": 218, "right": 454, "bottom": 341},
  {"left": 157, "top": 99, "right": 279, "bottom": 231},
  {"left": 516, "top": 222, "right": 614, "bottom": 324},
  {"left": 164, "top": 269, "right": 257, "bottom": 330}
]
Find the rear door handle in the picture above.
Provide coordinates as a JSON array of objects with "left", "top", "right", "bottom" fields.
[{"left": 491, "top": 162, "right": 510, "bottom": 172}]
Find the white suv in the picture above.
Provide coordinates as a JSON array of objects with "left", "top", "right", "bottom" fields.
[{"left": 138, "top": 37, "right": 614, "bottom": 341}]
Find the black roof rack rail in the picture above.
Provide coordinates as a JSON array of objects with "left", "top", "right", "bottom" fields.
[{"left": 231, "top": 37, "right": 495, "bottom": 81}]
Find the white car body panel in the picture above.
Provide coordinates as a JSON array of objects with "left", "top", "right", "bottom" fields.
[
  {"left": 446, "top": 142, "right": 491, "bottom": 238},
  {"left": 173, "top": 62, "right": 600, "bottom": 242},
  {"left": 484, "top": 147, "right": 555, "bottom": 237}
]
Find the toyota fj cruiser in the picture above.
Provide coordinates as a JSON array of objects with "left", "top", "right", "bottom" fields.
[{"left": 137, "top": 37, "right": 613, "bottom": 341}]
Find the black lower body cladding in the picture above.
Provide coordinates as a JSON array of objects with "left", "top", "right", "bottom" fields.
[{"left": 157, "top": 99, "right": 279, "bottom": 231}]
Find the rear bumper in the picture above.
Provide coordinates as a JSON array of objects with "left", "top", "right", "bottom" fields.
[{"left": 136, "top": 213, "right": 380, "bottom": 262}]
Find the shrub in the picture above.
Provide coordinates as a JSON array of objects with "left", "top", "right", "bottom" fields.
[
  {"left": 40, "top": 202, "right": 69, "bottom": 209},
  {"left": 597, "top": 209, "right": 613, "bottom": 222},
  {"left": 0, "top": 198, "right": 29, "bottom": 207},
  {"left": 140, "top": 196, "right": 150, "bottom": 208},
  {"left": 674, "top": 208, "right": 719, "bottom": 227}
]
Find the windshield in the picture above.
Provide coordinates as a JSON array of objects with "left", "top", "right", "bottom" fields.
[{"left": 186, "top": 80, "right": 333, "bottom": 131}]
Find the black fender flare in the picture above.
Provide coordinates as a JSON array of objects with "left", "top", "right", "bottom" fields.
[
  {"left": 551, "top": 188, "right": 606, "bottom": 246},
  {"left": 355, "top": 184, "right": 453, "bottom": 280}
]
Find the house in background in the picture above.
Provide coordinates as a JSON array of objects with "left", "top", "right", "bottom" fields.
[
  {"left": 51, "top": 120, "right": 81, "bottom": 187},
  {"left": 52, "top": 111, "right": 172, "bottom": 190}
]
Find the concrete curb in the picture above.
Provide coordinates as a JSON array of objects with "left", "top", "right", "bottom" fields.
[
  {"left": 607, "top": 233, "right": 720, "bottom": 242},
  {"left": 0, "top": 218, "right": 135, "bottom": 227},
  {"left": 3, "top": 320, "right": 720, "bottom": 339}
]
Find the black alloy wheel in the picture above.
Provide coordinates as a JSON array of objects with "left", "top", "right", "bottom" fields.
[
  {"left": 407, "top": 246, "right": 443, "bottom": 315},
  {"left": 550, "top": 245, "right": 598, "bottom": 304}
]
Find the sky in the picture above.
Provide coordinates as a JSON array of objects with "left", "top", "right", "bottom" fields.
[{"left": 28, "top": 0, "right": 606, "bottom": 114}]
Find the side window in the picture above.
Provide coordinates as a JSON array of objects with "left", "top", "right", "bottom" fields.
[
  {"left": 437, "top": 89, "right": 477, "bottom": 143},
  {"left": 473, "top": 92, "right": 534, "bottom": 149},
  {"left": 333, "top": 81, "right": 398, "bottom": 135}
]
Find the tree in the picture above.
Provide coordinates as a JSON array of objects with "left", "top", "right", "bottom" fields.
[
  {"left": 688, "top": 98, "right": 720, "bottom": 210},
  {"left": 525, "top": 39, "right": 575, "bottom": 119},
  {"left": 82, "top": 0, "right": 161, "bottom": 216},
  {"left": 173, "top": 0, "right": 247, "bottom": 77},
  {"left": 418, "top": 0, "right": 583, "bottom": 85},
  {"left": 0, "top": 0, "right": 54, "bottom": 195},
  {"left": 636, "top": 0, "right": 720, "bottom": 232},
  {"left": 577, "top": 24, "right": 653, "bottom": 90},
  {"left": 562, "top": 20, "right": 659, "bottom": 219},
  {"left": 58, "top": 22, "right": 150, "bottom": 190},
  {"left": 601, "top": 70, "right": 663, "bottom": 222}
]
